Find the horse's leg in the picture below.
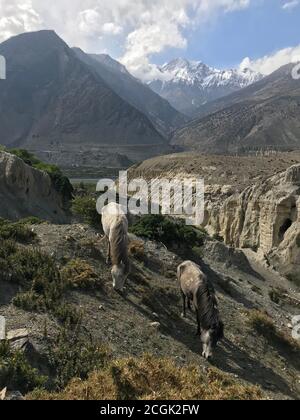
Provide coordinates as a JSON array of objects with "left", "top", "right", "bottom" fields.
[
  {"left": 106, "top": 238, "right": 111, "bottom": 265},
  {"left": 196, "top": 310, "right": 201, "bottom": 336},
  {"left": 181, "top": 290, "right": 186, "bottom": 318}
]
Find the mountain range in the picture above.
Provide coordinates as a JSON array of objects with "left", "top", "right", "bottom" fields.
[
  {"left": 171, "top": 63, "right": 300, "bottom": 154},
  {"left": 73, "top": 49, "right": 187, "bottom": 138},
  {"left": 0, "top": 30, "right": 175, "bottom": 163},
  {"left": 0, "top": 30, "right": 299, "bottom": 163},
  {"left": 149, "top": 58, "right": 263, "bottom": 116}
]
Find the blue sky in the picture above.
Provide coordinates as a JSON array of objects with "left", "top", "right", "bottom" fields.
[
  {"left": 1, "top": 0, "right": 300, "bottom": 79},
  {"left": 155, "top": 0, "right": 300, "bottom": 69}
]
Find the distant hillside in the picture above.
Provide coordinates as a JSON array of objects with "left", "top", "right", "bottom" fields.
[
  {"left": 0, "top": 31, "right": 169, "bottom": 163},
  {"left": 74, "top": 49, "right": 187, "bottom": 137},
  {"left": 171, "top": 63, "right": 300, "bottom": 154}
]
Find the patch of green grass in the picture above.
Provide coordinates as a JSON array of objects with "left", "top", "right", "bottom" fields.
[
  {"left": 0, "top": 341, "right": 46, "bottom": 393},
  {"left": 43, "top": 328, "right": 109, "bottom": 390},
  {"left": 0, "top": 240, "right": 77, "bottom": 319},
  {"left": 53, "top": 303, "right": 83, "bottom": 326},
  {"left": 0, "top": 218, "right": 37, "bottom": 243},
  {"left": 130, "top": 215, "right": 207, "bottom": 250}
]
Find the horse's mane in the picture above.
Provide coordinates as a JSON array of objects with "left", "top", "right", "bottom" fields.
[
  {"left": 196, "top": 280, "right": 220, "bottom": 331},
  {"left": 110, "top": 217, "right": 130, "bottom": 275}
]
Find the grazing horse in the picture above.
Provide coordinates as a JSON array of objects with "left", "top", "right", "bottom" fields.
[
  {"left": 101, "top": 203, "right": 130, "bottom": 291},
  {"left": 177, "top": 261, "right": 224, "bottom": 359}
]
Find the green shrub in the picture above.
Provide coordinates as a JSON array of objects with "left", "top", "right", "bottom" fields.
[
  {"left": 0, "top": 341, "right": 46, "bottom": 393},
  {"left": 53, "top": 303, "right": 83, "bottom": 326},
  {"left": 72, "top": 196, "right": 101, "bottom": 229},
  {"left": 130, "top": 215, "right": 207, "bottom": 249},
  {"left": 45, "top": 328, "right": 109, "bottom": 390},
  {"left": 0, "top": 242, "right": 64, "bottom": 313},
  {"left": 286, "top": 273, "right": 300, "bottom": 287},
  {"left": 0, "top": 219, "right": 36, "bottom": 243}
]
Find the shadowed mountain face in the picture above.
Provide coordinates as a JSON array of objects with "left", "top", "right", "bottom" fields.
[
  {"left": 0, "top": 31, "right": 167, "bottom": 159},
  {"left": 171, "top": 63, "right": 300, "bottom": 155},
  {"left": 73, "top": 49, "right": 187, "bottom": 138}
]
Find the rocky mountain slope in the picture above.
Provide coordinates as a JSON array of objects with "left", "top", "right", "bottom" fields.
[
  {"left": 149, "top": 58, "right": 262, "bottom": 116},
  {"left": 171, "top": 63, "right": 300, "bottom": 154},
  {"left": 128, "top": 152, "right": 300, "bottom": 279},
  {"left": 0, "top": 31, "right": 168, "bottom": 164},
  {"left": 74, "top": 49, "right": 187, "bottom": 138},
  {"left": 0, "top": 151, "right": 69, "bottom": 222},
  {"left": 1, "top": 222, "right": 299, "bottom": 400}
]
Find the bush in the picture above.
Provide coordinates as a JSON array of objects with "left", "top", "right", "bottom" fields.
[
  {"left": 60, "top": 259, "right": 100, "bottom": 290},
  {"left": 0, "top": 341, "right": 46, "bottom": 393},
  {"left": 53, "top": 303, "right": 83, "bottom": 326},
  {"left": 130, "top": 215, "right": 207, "bottom": 250},
  {"left": 72, "top": 196, "right": 101, "bottom": 229},
  {"left": 286, "top": 273, "right": 300, "bottom": 288},
  {"left": 28, "top": 354, "right": 263, "bottom": 400},
  {"left": 248, "top": 310, "right": 300, "bottom": 353},
  {"left": 43, "top": 328, "right": 109, "bottom": 390},
  {"left": 128, "top": 240, "right": 146, "bottom": 261},
  {"left": 0, "top": 218, "right": 37, "bottom": 243},
  {"left": 0, "top": 241, "right": 65, "bottom": 313}
]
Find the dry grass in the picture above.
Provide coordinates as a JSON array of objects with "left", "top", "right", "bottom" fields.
[
  {"left": 248, "top": 310, "right": 300, "bottom": 353},
  {"left": 128, "top": 240, "right": 146, "bottom": 261},
  {"left": 27, "top": 355, "right": 264, "bottom": 401},
  {"left": 60, "top": 258, "right": 100, "bottom": 289}
]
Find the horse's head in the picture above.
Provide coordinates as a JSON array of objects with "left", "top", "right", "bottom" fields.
[
  {"left": 201, "top": 321, "right": 224, "bottom": 360},
  {"left": 111, "top": 263, "right": 129, "bottom": 292}
]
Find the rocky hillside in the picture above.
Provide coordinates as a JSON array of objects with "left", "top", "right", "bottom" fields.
[
  {"left": 0, "top": 221, "right": 299, "bottom": 400},
  {"left": 149, "top": 58, "right": 262, "bottom": 116},
  {"left": 128, "top": 152, "right": 300, "bottom": 280},
  {"left": 171, "top": 63, "right": 300, "bottom": 154},
  {"left": 0, "top": 31, "right": 168, "bottom": 164},
  {"left": 74, "top": 49, "right": 187, "bottom": 138},
  {"left": 0, "top": 151, "right": 69, "bottom": 223}
]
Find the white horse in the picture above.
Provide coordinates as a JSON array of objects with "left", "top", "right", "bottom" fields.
[{"left": 101, "top": 203, "right": 130, "bottom": 291}]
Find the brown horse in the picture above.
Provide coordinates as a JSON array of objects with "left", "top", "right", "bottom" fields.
[{"left": 177, "top": 260, "right": 224, "bottom": 359}]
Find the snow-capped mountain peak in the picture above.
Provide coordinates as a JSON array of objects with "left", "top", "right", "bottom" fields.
[{"left": 149, "top": 58, "right": 263, "bottom": 116}]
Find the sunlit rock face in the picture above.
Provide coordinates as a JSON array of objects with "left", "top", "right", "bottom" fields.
[
  {"left": 0, "top": 151, "right": 69, "bottom": 223},
  {"left": 206, "top": 165, "right": 300, "bottom": 276}
]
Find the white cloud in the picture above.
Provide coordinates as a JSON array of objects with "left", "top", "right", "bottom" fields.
[
  {"left": 0, "top": 0, "right": 252, "bottom": 79},
  {"left": 240, "top": 45, "right": 300, "bottom": 75},
  {"left": 0, "top": 0, "right": 42, "bottom": 42},
  {"left": 282, "top": 0, "right": 299, "bottom": 10}
]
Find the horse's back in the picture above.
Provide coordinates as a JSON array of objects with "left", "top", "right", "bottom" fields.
[
  {"left": 102, "top": 203, "right": 127, "bottom": 237},
  {"left": 178, "top": 261, "right": 206, "bottom": 297}
]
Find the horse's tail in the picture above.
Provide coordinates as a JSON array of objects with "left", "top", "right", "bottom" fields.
[{"left": 110, "top": 217, "right": 130, "bottom": 273}]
